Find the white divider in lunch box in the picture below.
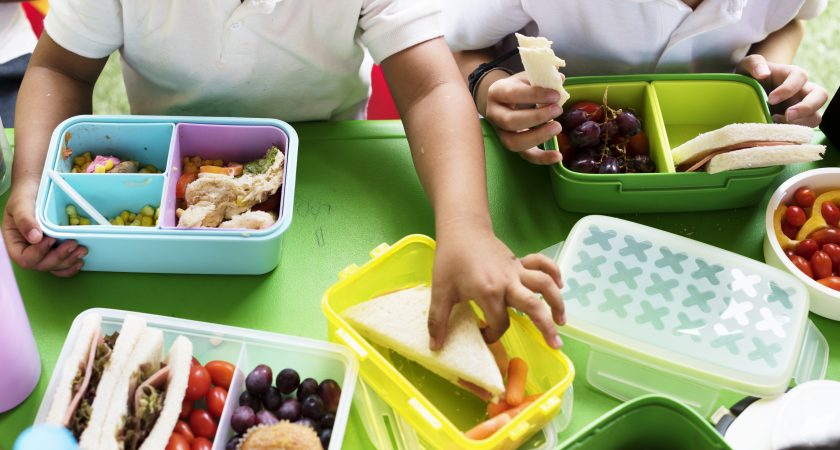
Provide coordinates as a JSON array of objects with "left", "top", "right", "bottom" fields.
[
  {"left": 543, "top": 216, "right": 829, "bottom": 416},
  {"left": 34, "top": 309, "right": 358, "bottom": 450},
  {"left": 352, "top": 379, "right": 572, "bottom": 450}
]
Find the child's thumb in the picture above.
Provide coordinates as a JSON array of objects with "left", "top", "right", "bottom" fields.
[{"left": 10, "top": 200, "right": 42, "bottom": 244}]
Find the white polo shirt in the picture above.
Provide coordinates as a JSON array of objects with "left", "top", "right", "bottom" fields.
[
  {"left": 45, "top": 0, "right": 441, "bottom": 121},
  {"left": 0, "top": 3, "right": 37, "bottom": 64},
  {"left": 444, "top": 0, "right": 826, "bottom": 76}
]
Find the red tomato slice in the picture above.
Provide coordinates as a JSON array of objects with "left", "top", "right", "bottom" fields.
[{"left": 176, "top": 173, "right": 198, "bottom": 199}]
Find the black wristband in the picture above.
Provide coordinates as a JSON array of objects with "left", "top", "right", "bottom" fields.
[{"left": 467, "top": 48, "right": 520, "bottom": 102}]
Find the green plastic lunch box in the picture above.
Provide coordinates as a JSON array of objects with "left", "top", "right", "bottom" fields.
[
  {"left": 34, "top": 115, "right": 298, "bottom": 274},
  {"left": 546, "top": 74, "right": 783, "bottom": 213}
]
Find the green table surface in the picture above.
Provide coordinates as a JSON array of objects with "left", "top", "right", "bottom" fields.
[{"left": 0, "top": 121, "right": 838, "bottom": 449}]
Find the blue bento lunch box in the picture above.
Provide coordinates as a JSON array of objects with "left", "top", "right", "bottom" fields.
[{"left": 34, "top": 115, "right": 298, "bottom": 275}]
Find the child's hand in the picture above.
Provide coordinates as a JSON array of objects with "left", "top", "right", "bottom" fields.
[
  {"left": 1, "top": 183, "right": 85, "bottom": 276},
  {"left": 739, "top": 55, "right": 828, "bottom": 127},
  {"left": 483, "top": 72, "right": 564, "bottom": 165},
  {"left": 428, "top": 228, "right": 565, "bottom": 350}
]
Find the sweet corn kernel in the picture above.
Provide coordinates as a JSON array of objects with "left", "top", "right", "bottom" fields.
[
  {"left": 73, "top": 156, "right": 85, "bottom": 166},
  {"left": 130, "top": 219, "right": 142, "bottom": 227},
  {"left": 120, "top": 211, "right": 130, "bottom": 222},
  {"left": 141, "top": 216, "right": 153, "bottom": 227},
  {"left": 79, "top": 217, "right": 91, "bottom": 226},
  {"left": 128, "top": 213, "right": 137, "bottom": 222},
  {"left": 213, "top": 159, "right": 223, "bottom": 167},
  {"left": 145, "top": 165, "right": 157, "bottom": 172},
  {"left": 71, "top": 167, "right": 80, "bottom": 173},
  {"left": 141, "top": 205, "right": 154, "bottom": 217},
  {"left": 191, "top": 156, "right": 202, "bottom": 166},
  {"left": 69, "top": 217, "right": 80, "bottom": 226},
  {"left": 112, "top": 216, "right": 125, "bottom": 226},
  {"left": 65, "top": 205, "right": 78, "bottom": 217},
  {"left": 154, "top": 208, "right": 160, "bottom": 220}
]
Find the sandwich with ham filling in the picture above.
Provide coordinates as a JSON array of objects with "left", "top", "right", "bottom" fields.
[{"left": 672, "top": 123, "right": 825, "bottom": 174}]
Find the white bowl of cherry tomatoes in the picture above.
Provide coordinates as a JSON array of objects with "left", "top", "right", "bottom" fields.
[{"left": 764, "top": 168, "right": 840, "bottom": 319}]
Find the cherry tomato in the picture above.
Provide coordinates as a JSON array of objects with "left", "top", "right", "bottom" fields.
[
  {"left": 810, "top": 227, "right": 840, "bottom": 246},
  {"left": 185, "top": 364, "right": 212, "bottom": 402},
  {"left": 785, "top": 206, "right": 807, "bottom": 227},
  {"left": 811, "top": 251, "right": 833, "bottom": 280},
  {"left": 785, "top": 249, "right": 796, "bottom": 259},
  {"left": 189, "top": 409, "right": 218, "bottom": 440},
  {"left": 570, "top": 101, "right": 605, "bottom": 123},
  {"left": 207, "top": 386, "right": 228, "bottom": 419},
  {"left": 782, "top": 221, "right": 800, "bottom": 240},
  {"left": 818, "top": 277, "right": 840, "bottom": 292},
  {"left": 173, "top": 421, "right": 194, "bottom": 442},
  {"left": 191, "top": 437, "right": 213, "bottom": 450},
  {"left": 790, "top": 254, "right": 814, "bottom": 279},
  {"left": 822, "top": 202, "right": 840, "bottom": 227},
  {"left": 166, "top": 433, "right": 190, "bottom": 450},
  {"left": 176, "top": 173, "right": 198, "bottom": 199},
  {"left": 205, "top": 360, "right": 236, "bottom": 390},
  {"left": 555, "top": 132, "right": 575, "bottom": 162},
  {"left": 626, "top": 131, "right": 649, "bottom": 157},
  {"left": 794, "top": 187, "right": 817, "bottom": 208},
  {"left": 822, "top": 243, "right": 840, "bottom": 271},
  {"left": 795, "top": 239, "right": 820, "bottom": 260},
  {"left": 180, "top": 398, "right": 194, "bottom": 420}
]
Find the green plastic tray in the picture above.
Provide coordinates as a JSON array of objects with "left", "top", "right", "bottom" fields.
[
  {"left": 558, "top": 395, "right": 732, "bottom": 450},
  {"left": 547, "top": 74, "right": 783, "bottom": 213}
]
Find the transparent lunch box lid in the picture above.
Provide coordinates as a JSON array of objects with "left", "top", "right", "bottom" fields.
[{"left": 543, "top": 215, "right": 828, "bottom": 397}]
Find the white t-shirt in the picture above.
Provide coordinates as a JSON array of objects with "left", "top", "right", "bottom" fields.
[
  {"left": 45, "top": 0, "right": 441, "bottom": 121},
  {"left": 444, "top": 0, "right": 827, "bottom": 76},
  {"left": 0, "top": 3, "right": 37, "bottom": 64}
]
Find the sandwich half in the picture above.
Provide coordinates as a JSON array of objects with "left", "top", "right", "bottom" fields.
[
  {"left": 99, "top": 333, "right": 193, "bottom": 450},
  {"left": 342, "top": 286, "right": 506, "bottom": 402},
  {"left": 45, "top": 314, "right": 147, "bottom": 448},
  {"left": 516, "top": 33, "right": 570, "bottom": 107},
  {"left": 672, "top": 123, "right": 825, "bottom": 174}
]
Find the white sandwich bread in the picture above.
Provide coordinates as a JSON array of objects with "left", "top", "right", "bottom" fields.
[
  {"left": 671, "top": 123, "right": 825, "bottom": 174},
  {"left": 137, "top": 336, "right": 193, "bottom": 450},
  {"left": 516, "top": 33, "right": 570, "bottom": 107},
  {"left": 342, "top": 286, "right": 506, "bottom": 401}
]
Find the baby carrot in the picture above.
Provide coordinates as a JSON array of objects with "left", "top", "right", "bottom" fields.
[
  {"left": 505, "top": 357, "right": 528, "bottom": 406},
  {"left": 465, "top": 413, "right": 511, "bottom": 440},
  {"left": 487, "top": 393, "right": 542, "bottom": 418}
]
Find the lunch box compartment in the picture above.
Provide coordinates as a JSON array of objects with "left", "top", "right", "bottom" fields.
[
  {"left": 161, "top": 123, "right": 289, "bottom": 230},
  {"left": 54, "top": 122, "right": 173, "bottom": 173},
  {"left": 547, "top": 74, "right": 784, "bottom": 213},
  {"left": 558, "top": 395, "right": 731, "bottom": 450},
  {"left": 34, "top": 309, "right": 358, "bottom": 450},
  {"left": 322, "top": 235, "right": 575, "bottom": 450},
  {"left": 43, "top": 173, "right": 164, "bottom": 228}
]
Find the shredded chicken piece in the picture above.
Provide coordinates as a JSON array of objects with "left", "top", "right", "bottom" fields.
[{"left": 219, "top": 211, "right": 276, "bottom": 230}]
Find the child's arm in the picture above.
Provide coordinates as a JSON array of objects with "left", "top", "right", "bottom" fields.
[
  {"left": 738, "top": 20, "right": 827, "bottom": 126},
  {"left": 1, "top": 33, "right": 106, "bottom": 276},
  {"left": 382, "top": 37, "right": 565, "bottom": 350},
  {"left": 453, "top": 49, "right": 563, "bottom": 165}
]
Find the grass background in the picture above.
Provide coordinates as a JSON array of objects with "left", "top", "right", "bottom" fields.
[{"left": 92, "top": 5, "right": 839, "bottom": 115}]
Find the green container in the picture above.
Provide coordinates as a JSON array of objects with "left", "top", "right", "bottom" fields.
[
  {"left": 547, "top": 74, "right": 782, "bottom": 213},
  {"left": 558, "top": 395, "right": 732, "bottom": 449}
]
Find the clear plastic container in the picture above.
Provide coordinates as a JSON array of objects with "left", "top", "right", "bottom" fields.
[
  {"left": 544, "top": 215, "right": 829, "bottom": 416},
  {"left": 1, "top": 116, "right": 12, "bottom": 196},
  {"left": 0, "top": 233, "right": 41, "bottom": 412},
  {"left": 33, "top": 309, "right": 358, "bottom": 450},
  {"left": 322, "top": 235, "right": 575, "bottom": 450}
]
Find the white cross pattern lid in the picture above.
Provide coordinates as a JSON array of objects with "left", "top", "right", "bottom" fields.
[{"left": 554, "top": 215, "right": 826, "bottom": 396}]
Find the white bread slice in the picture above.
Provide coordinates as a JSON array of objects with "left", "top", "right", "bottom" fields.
[
  {"left": 672, "top": 123, "right": 814, "bottom": 165},
  {"left": 79, "top": 315, "right": 147, "bottom": 450},
  {"left": 342, "top": 286, "right": 505, "bottom": 400},
  {"left": 516, "top": 33, "right": 570, "bottom": 107},
  {"left": 139, "top": 336, "right": 193, "bottom": 450},
  {"left": 45, "top": 314, "right": 102, "bottom": 426},
  {"left": 707, "top": 144, "right": 825, "bottom": 174},
  {"left": 97, "top": 328, "right": 164, "bottom": 450}
]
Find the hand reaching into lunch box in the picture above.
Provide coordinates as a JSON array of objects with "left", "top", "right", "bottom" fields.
[
  {"left": 738, "top": 54, "right": 828, "bottom": 127},
  {"left": 428, "top": 227, "right": 566, "bottom": 351},
  {"left": 2, "top": 182, "right": 86, "bottom": 277}
]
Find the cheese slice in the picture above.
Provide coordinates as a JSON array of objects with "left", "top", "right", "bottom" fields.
[
  {"left": 516, "top": 33, "right": 570, "bottom": 106},
  {"left": 342, "top": 286, "right": 506, "bottom": 400}
]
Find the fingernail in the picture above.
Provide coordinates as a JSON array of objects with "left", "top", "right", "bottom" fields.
[
  {"left": 787, "top": 108, "right": 800, "bottom": 121},
  {"left": 74, "top": 248, "right": 87, "bottom": 258},
  {"left": 559, "top": 313, "right": 567, "bottom": 325},
  {"left": 548, "top": 104, "right": 562, "bottom": 117},
  {"left": 755, "top": 64, "right": 771, "bottom": 77},
  {"left": 550, "top": 335, "right": 563, "bottom": 349},
  {"left": 430, "top": 337, "right": 439, "bottom": 350},
  {"left": 548, "top": 121, "right": 562, "bottom": 134},
  {"left": 27, "top": 229, "right": 42, "bottom": 243},
  {"left": 65, "top": 244, "right": 78, "bottom": 255},
  {"left": 546, "top": 91, "right": 561, "bottom": 103}
]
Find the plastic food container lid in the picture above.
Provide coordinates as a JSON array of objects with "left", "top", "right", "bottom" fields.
[{"left": 554, "top": 215, "right": 824, "bottom": 396}]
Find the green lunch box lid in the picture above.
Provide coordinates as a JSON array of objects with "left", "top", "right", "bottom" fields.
[{"left": 555, "top": 215, "right": 827, "bottom": 397}]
